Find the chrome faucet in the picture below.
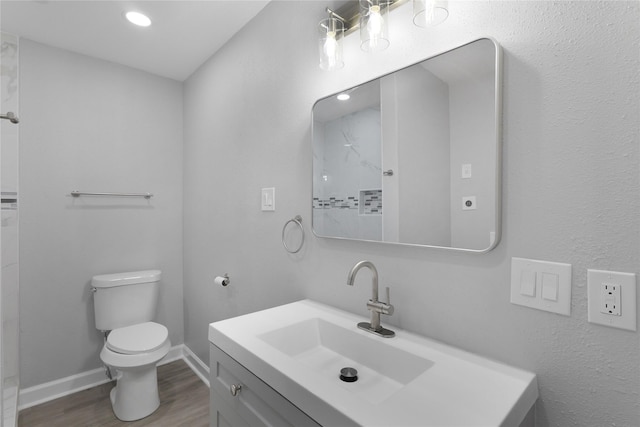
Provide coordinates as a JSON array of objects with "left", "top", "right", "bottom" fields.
[{"left": 347, "top": 260, "right": 395, "bottom": 338}]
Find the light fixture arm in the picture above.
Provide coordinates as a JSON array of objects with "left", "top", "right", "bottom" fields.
[{"left": 325, "top": 7, "right": 347, "bottom": 23}]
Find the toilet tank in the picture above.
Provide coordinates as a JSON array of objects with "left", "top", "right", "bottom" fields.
[{"left": 92, "top": 270, "right": 161, "bottom": 331}]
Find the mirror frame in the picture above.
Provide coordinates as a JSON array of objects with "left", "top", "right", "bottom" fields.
[{"left": 311, "top": 37, "right": 503, "bottom": 253}]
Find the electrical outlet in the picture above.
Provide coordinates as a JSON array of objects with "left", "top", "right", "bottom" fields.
[
  {"left": 588, "top": 269, "right": 636, "bottom": 331},
  {"left": 600, "top": 283, "right": 621, "bottom": 316},
  {"left": 462, "top": 196, "right": 476, "bottom": 210}
]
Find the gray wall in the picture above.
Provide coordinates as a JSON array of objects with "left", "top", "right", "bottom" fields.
[
  {"left": 391, "top": 66, "right": 451, "bottom": 246},
  {"left": 449, "top": 66, "right": 496, "bottom": 249},
  {"left": 19, "top": 40, "right": 184, "bottom": 388},
  {"left": 184, "top": 1, "right": 639, "bottom": 426}
]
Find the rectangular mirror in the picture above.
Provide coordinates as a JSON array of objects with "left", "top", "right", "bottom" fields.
[{"left": 312, "top": 38, "right": 502, "bottom": 252}]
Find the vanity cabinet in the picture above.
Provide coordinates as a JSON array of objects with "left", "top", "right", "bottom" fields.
[{"left": 210, "top": 344, "right": 321, "bottom": 427}]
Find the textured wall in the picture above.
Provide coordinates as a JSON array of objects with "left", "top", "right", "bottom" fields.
[
  {"left": 19, "top": 40, "right": 184, "bottom": 388},
  {"left": 184, "top": 1, "right": 639, "bottom": 425}
]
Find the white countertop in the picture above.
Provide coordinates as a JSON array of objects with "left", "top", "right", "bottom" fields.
[{"left": 209, "top": 299, "right": 538, "bottom": 427}]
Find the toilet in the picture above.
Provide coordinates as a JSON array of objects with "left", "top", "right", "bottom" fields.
[{"left": 92, "top": 270, "right": 171, "bottom": 421}]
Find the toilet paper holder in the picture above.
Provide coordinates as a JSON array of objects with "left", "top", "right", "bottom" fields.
[{"left": 215, "top": 274, "right": 230, "bottom": 287}]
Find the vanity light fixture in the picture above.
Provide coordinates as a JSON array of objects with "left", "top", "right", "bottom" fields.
[
  {"left": 359, "top": 0, "right": 391, "bottom": 52},
  {"left": 125, "top": 11, "right": 152, "bottom": 27},
  {"left": 318, "top": 0, "right": 448, "bottom": 70},
  {"left": 318, "top": 9, "right": 345, "bottom": 71},
  {"left": 413, "top": 0, "right": 448, "bottom": 27}
]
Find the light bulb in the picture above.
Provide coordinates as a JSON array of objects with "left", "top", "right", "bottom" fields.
[
  {"left": 424, "top": 1, "right": 437, "bottom": 23},
  {"left": 319, "top": 17, "right": 344, "bottom": 70},
  {"left": 125, "top": 11, "right": 151, "bottom": 27},
  {"left": 323, "top": 31, "right": 338, "bottom": 69},
  {"left": 367, "top": 5, "right": 384, "bottom": 36},
  {"left": 360, "top": 1, "right": 389, "bottom": 52}
]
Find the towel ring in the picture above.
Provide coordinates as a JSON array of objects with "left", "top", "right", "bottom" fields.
[{"left": 282, "top": 215, "right": 304, "bottom": 254}]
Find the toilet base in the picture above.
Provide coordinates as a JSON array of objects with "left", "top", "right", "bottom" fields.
[{"left": 110, "top": 365, "right": 160, "bottom": 421}]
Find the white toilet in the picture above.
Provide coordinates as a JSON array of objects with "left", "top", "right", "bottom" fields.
[{"left": 92, "top": 270, "right": 171, "bottom": 421}]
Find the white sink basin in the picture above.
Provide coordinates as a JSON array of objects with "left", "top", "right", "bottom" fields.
[
  {"left": 259, "top": 318, "right": 434, "bottom": 404},
  {"left": 209, "top": 300, "right": 538, "bottom": 427}
]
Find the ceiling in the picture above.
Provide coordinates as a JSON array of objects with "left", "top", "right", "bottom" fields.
[{"left": 0, "top": 0, "right": 271, "bottom": 81}]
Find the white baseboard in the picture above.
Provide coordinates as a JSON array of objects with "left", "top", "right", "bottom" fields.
[
  {"left": 158, "top": 345, "right": 186, "bottom": 367},
  {"left": 3, "top": 380, "right": 19, "bottom": 427},
  {"left": 182, "top": 345, "right": 210, "bottom": 387},
  {"left": 18, "top": 366, "right": 111, "bottom": 411},
  {"left": 18, "top": 344, "right": 209, "bottom": 411}
]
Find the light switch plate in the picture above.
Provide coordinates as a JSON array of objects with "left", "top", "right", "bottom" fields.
[
  {"left": 462, "top": 164, "right": 472, "bottom": 179},
  {"left": 510, "top": 257, "right": 572, "bottom": 316},
  {"left": 587, "top": 269, "right": 636, "bottom": 331},
  {"left": 261, "top": 187, "right": 275, "bottom": 211}
]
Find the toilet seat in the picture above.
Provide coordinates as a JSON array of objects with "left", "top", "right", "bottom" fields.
[{"left": 107, "top": 322, "right": 168, "bottom": 355}]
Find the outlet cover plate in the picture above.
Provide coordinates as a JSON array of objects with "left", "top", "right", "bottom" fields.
[
  {"left": 462, "top": 196, "right": 476, "bottom": 210},
  {"left": 587, "top": 269, "right": 636, "bottom": 331}
]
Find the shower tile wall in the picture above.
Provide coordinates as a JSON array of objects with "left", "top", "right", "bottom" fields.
[
  {"left": 1, "top": 30, "right": 20, "bottom": 425},
  {"left": 312, "top": 107, "right": 383, "bottom": 241}
]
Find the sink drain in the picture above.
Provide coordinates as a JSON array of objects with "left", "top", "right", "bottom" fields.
[{"left": 339, "top": 367, "right": 358, "bottom": 383}]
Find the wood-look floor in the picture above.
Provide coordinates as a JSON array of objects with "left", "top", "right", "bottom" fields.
[{"left": 18, "top": 360, "right": 209, "bottom": 427}]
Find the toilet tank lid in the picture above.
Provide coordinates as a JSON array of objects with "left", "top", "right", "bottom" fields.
[{"left": 92, "top": 270, "right": 161, "bottom": 288}]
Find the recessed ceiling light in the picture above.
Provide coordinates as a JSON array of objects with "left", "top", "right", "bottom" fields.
[
  {"left": 337, "top": 93, "right": 350, "bottom": 101},
  {"left": 125, "top": 11, "right": 152, "bottom": 27}
]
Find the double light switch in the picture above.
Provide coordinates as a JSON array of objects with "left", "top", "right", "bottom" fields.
[{"left": 510, "top": 257, "right": 572, "bottom": 316}]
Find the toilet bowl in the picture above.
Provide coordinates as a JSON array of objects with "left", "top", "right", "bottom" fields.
[
  {"left": 100, "top": 321, "right": 170, "bottom": 421},
  {"left": 92, "top": 270, "right": 169, "bottom": 420}
]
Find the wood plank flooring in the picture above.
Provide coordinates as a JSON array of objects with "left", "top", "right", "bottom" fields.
[{"left": 18, "top": 360, "right": 209, "bottom": 427}]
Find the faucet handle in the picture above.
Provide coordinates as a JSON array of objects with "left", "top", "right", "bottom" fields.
[{"left": 383, "top": 286, "right": 394, "bottom": 315}]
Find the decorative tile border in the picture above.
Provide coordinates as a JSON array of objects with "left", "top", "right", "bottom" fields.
[
  {"left": 1, "top": 191, "right": 18, "bottom": 210},
  {"left": 313, "top": 189, "right": 382, "bottom": 216},
  {"left": 360, "top": 189, "right": 382, "bottom": 215},
  {"left": 313, "top": 196, "right": 359, "bottom": 210}
]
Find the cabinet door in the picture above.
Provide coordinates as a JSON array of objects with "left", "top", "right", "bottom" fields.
[
  {"left": 210, "top": 344, "right": 321, "bottom": 427},
  {"left": 211, "top": 388, "right": 249, "bottom": 427}
]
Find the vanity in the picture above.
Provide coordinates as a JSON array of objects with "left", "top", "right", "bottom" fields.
[
  {"left": 208, "top": 300, "right": 538, "bottom": 427},
  {"left": 208, "top": 36, "right": 535, "bottom": 426}
]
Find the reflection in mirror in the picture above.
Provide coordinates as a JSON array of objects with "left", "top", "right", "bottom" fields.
[{"left": 312, "top": 38, "right": 502, "bottom": 252}]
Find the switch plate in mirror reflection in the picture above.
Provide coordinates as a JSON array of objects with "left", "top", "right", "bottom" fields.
[{"left": 311, "top": 38, "right": 502, "bottom": 253}]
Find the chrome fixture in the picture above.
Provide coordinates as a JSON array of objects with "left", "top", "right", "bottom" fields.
[
  {"left": 70, "top": 190, "right": 153, "bottom": 199},
  {"left": 346, "top": 260, "right": 395, "bottom": 337},
  {"left": 318, "top": 0, "right": 449, "bottom": 70},
  {"left": 282, "top": 215, "right": 305, "bottom": 254},
  {"left": 0, "top": 112, "right": 19, "bottom": 124},
  {"left": 339, "top": 367, "right": 359, "bottom": 382},
  {"left": 230, "top": 383, "right": 242, "bottom": 397}
]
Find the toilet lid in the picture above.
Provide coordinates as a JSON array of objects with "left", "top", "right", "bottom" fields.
[{"left": 107, "top": 322, "right": 168, "bottom": 355}]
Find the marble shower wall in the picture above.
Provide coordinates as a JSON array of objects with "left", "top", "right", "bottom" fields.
[
  {"left": 1, "top": 31, "right": 20, "bottom": 395},
  {"left": 313, "top": 107, "right": 383, "bottom": 241}
]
